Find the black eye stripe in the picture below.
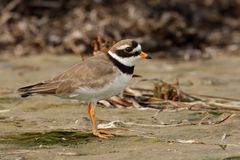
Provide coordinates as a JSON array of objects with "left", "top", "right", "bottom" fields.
[
  {"left": 116, "top": 50, "right": 140, "bottom": 58},
  {"left": 132, "top": 41, "right": 138, "bottom": 48},
  {"left": 125, "top": 47, "right": 132, "bottom": 52}
]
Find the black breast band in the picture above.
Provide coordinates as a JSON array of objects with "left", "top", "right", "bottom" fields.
[{"left": 107, "top": 53, "right": 134, "bottom": 75}]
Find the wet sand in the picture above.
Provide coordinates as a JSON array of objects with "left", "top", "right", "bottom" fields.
[{"left": 0, "top": 54, "right": 240, "bottom": 160}]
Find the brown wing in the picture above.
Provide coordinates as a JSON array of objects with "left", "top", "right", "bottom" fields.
[
  {"left": 18, "top": 53, "right": 117, "bottom": 97},
  {"left": 18, "top": 81, "right": 60, "bottom": 97}
]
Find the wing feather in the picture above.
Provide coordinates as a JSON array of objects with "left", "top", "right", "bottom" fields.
[{"left": 18, "top": 53, "right": 117, "bottom": 97}]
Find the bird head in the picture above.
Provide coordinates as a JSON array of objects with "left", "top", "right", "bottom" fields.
[{"left": 108, "top": 39, "right": 151, "bottom": 66}]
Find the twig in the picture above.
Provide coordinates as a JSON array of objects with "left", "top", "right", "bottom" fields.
[
  {"left": 213, "top": 114, "right": 235, "bottom": 125},
  {"left": 0, "top": 0, "right": 21, "bottom": 26}
]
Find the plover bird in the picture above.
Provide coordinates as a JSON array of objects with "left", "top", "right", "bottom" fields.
[{"left": 18, "top": 39, "right": 151, "bottom": 138}]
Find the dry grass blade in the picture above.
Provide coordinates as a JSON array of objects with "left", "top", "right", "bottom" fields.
[
  {"left": 208, "top": 101, "right": 240, "bottom": 111},
  {"left": 110, "top": 96, "right": 132, "bottom": 107},
  {"left": 0, "top": 109, "right": 10, "bottom": 113}
]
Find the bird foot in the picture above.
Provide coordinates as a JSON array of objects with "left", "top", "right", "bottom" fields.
[{"left": 93, "top": 129, "right": 114, "bottom": 139}]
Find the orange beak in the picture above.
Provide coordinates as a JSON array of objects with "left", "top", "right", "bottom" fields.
[{"left": 139, "top": 51, "right": 151, "bottom": 59}]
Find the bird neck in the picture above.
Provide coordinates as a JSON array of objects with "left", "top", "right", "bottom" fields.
[{"left": 107, "top": 52, "right": 134, "bottom": 75}]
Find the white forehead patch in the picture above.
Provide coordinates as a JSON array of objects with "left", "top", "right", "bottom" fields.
[
  {"left": 116, "top": 44, "right": 130, "bottom": 50},
  {"left": 131, "top": 44, "right": 142, "bottom": 53}
]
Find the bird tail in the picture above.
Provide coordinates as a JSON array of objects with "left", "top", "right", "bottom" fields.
[{"left": 18, "top": 82, "right": 56, "bottom": 97}]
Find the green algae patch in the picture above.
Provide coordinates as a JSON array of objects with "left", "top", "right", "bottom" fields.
[
  {"left": 147, "top": 138, "right": 161, "bottom": 143},
  {"left": 128, "top": 136, "right": 161, "bottom": 143},
  {"left": 208, "top": 111, "right": 223, "bottom": 116},
  {"left": 0, "top": 130, "right": 94, "bottom": 147}
]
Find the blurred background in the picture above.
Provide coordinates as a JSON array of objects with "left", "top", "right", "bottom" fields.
[{"left": 0, "top": 0, "right": 240, "bottom": 59}]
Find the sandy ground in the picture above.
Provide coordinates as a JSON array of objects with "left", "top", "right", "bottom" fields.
[{"left": 0, "top": 54, "right": 240, "bottom": 160}]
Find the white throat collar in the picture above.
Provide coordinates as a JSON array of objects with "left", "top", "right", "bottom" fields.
[{"left": 108, "top": 51, "right": 138, "bottom": 67}]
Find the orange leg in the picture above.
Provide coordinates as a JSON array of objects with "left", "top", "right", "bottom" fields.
[{"left": 87, "top": 102, "right": 113, "bottom": 139}]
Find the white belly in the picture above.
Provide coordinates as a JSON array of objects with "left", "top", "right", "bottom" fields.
[{"left": 69, "top": 73, "right": 132, "bottom": 101}]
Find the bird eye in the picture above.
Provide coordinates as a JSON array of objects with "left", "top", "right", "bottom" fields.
[{"left": 124, "top": 47, "right": 132, "bottom": 52}]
